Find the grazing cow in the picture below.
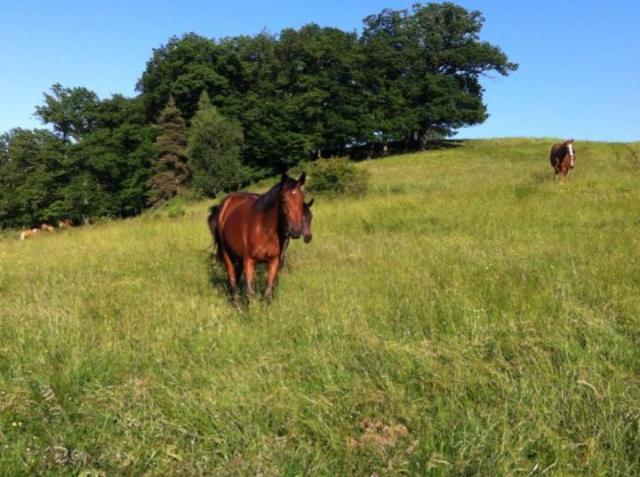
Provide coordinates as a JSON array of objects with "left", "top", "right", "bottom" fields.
[
  {"left": 20, "top": 228, "right": 40, "bottom": 240},
  {"left": 41, "top": 223, "right": 55, "bottom": 232},
  {"left": 209, "top": 173, "right": 307, "bottom": 302},
  {"left": 550, "top": 139, "right": 576, "bottom": 179},
  {"left": 58, "top": 219, "right": 73, "bottom": 229}
]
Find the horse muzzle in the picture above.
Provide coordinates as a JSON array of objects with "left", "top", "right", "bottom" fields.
[
  {"left": 289, "top": 229, "right": 302, "bottom": 239},
  {"left": 303, "top": 234, "right": 312, "bottom": 244}
]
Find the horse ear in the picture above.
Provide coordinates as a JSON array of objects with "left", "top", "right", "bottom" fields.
[
  {"left": 298, "top": 172, "right": 306, "bottom": 185},
  {"left": 306, "top": 198, "right": 314, "bottom": 208}
]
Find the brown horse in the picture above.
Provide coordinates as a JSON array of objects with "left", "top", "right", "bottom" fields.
[
  {"left": 549, "top": 139, "right": 576, "bottom": 179},
  {"left": 209, "top": 173, "right": 307, "bottom": 301}
]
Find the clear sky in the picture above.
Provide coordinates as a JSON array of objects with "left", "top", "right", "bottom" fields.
[{"left": 1, "top": 0, "right": 638, "bottom": 141}]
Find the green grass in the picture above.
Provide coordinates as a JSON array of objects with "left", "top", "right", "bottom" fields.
[{"left": 1, "top": 138, "right": 639, "bottom": 476}]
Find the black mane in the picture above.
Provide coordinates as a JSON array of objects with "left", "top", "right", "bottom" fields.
[{"left": 254, "top": 177, "right": 298, "bottom": 212}]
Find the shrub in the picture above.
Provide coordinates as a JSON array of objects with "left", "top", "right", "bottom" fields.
[{"left": 306, "top": 158, "right": 369, "bottom": 196}]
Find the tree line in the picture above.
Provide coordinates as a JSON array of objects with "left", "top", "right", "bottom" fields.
[{"left": 0, "top": 2, "right": 517, "bottom": 228}]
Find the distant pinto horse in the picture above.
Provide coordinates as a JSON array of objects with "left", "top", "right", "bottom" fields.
[
  {"left": 208, "top": 173, "right": 307, "bottom": 302},
  {"left": 20, "top": 228, "right": 40, "bottom": 240},
  {"left": 550, "top": 139, "right": 576, "bottom": 179}
]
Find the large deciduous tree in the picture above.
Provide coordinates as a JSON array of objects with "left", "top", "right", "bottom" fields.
[
  {"left": 34, "top": 83, "right": 100, "bottom": 143},
  {"left": 0, "top": 129, "right": 67, "bottom": 228},
  {"left": 360, "top": 2, "right": 518, "bottom": 148},
  {"left": 137, "top": 33, "right": 231, "bottom": 122}
]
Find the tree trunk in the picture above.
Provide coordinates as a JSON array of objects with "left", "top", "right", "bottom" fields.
[{"left": 419, "top": 129, "right": 430, "bottom": 151}]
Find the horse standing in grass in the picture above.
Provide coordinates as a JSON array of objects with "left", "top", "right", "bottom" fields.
[
  {"left": 208, "top": 172, "right": 307, "bottom": 302},
  {"left": 20, "top": 228, "right": 40, "bottom": 240},
  {"left": 550, "top": 139, "right": 576, "bottom": 179}
]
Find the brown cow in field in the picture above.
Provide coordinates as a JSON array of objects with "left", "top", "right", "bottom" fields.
[
  {"left": 58, "top": 219, "right": 73, "bottom": 229},
  {"left": 41, "top": 223, "right": 55, "bottom": 232}
]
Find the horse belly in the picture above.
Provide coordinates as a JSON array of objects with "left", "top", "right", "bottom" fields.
[
  {"left": 218, "top": 200, "right": 252, "bottom": 259},
  {"left": 247, "top": 226, "right": 280, "bottom": 263},
  {"left": 251, "top": 240, "right": 280, "bottom": 263},
  {"left": 220, "top": 217, "right": 247, "bottom": 259}
]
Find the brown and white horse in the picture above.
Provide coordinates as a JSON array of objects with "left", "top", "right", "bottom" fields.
[
  {"left": 549, "top": 139, "right": 576, "bottom": 179},
  {"left": 20, "top": 228, "right": 41, "bottom": 240},
  {"left": 208, "top": 173, "right": 307, "bottom": 302}
]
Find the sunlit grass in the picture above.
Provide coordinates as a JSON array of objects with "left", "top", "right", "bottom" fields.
[{"left": 1, "top": 139, "right": 639, "bottom": 475}]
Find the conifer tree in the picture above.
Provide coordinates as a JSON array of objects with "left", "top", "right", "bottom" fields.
[
  {"left": 147, "top": 97, "right": 189, "bottom": 206},
  {"left": 188, "top": 90, "right": 246, "bottom": 195}
]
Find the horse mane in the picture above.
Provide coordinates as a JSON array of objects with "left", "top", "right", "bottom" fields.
[{"left": 254, "top": 177, "right": 297, "bottom": 212}]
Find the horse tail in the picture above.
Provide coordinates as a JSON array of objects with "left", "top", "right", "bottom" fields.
[{"left": 208, "top": 205, "right": 223, "bottom": 263}]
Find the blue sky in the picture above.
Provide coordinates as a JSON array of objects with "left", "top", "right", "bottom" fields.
[{"left": 1, "top": 0, "right": 638, "bottom": 141}]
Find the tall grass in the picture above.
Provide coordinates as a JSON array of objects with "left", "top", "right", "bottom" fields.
[{"left": 1, "top": 139, "right": 639, "bottom": 476}]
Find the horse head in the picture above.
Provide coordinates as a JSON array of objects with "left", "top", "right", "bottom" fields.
[
  {"left": 565, "top": 139, "right": 576, "bottom": 168},
  {"left": 302, "top": 198, "right": 314, "bottom": 243},
  {"left": 280, "top": 172, "right": 306, "bottom": 239}
]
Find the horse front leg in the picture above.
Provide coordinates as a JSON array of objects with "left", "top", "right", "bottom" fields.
[
  {"left": 222, "top": 251, "right": 239, "bottom": 304},
  {"left": 264, "top": 257, "right": 281, "bottom": 302},
  {"left": 244, "top": 257, "right": 257, "bottom": 299},
  {"left": 279, "top": 237, "right": 290, "bottom": 270}
]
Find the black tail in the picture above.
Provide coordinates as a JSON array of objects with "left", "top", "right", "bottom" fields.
[{"left": 207, "top": 205, "right": 223, "bottom": 263}]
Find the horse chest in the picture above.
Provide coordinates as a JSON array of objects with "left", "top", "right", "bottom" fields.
[{"left": 248, "top": 227, "right": 280, "bottom": 262}]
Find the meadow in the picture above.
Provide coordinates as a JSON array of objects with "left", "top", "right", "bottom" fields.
[{"left": 1, "top": 138, "right": 639, "bottom": 476}]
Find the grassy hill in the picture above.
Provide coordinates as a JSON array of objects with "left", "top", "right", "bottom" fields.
[{"left": 1, "top": 138, "right": 639, "bottom": 476}]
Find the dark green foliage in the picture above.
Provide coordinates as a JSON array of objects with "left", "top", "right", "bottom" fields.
[
  {"left": 359, "top": 2, "right": 517, "bottom": 148},
  {"left": 1, "top": 94, "right": 155, "bottom": 227},
  {"left": 147, "top": 97, "right": 190, "bottom": 207},
  {"left": 136, "top": 33, "right": 232, "bottom": 122},
  {"left": 0, "top": 129, "right": 67, "bottom": 227},
  {"left": 188, "top": 91, "right": 247, "bottom": 195},
  {"left": 34, "top": 83, "right": 100, "bottom": 142},
  {"left": 1, "top": 2, "right": 517, "bottom": 228},
  {"left": 306, "top": 158, "right": 369, "bottom": 196}
]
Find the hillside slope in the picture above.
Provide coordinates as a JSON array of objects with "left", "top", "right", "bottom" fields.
[{"left": 1, "top": 139, "right": 639, "bottom": 475}]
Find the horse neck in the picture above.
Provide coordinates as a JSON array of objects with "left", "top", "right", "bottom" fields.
[{"left": 260, "top": 194, "right": 286, "bottom": 238}]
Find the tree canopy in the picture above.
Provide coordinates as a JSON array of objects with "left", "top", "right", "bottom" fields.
[{"left": 1, "top": 2, "right": 517, "bottom": 228}]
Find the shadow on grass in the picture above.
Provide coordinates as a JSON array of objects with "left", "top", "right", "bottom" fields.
[
  {"left": 531, "top": 170, "right": 553, "bottom": 184},
  {"left": 203, "top": 248, "right": 273, "bottom": 309},
  {"left": 348, "top": 139, "right": 465, "bottom": 161}
]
